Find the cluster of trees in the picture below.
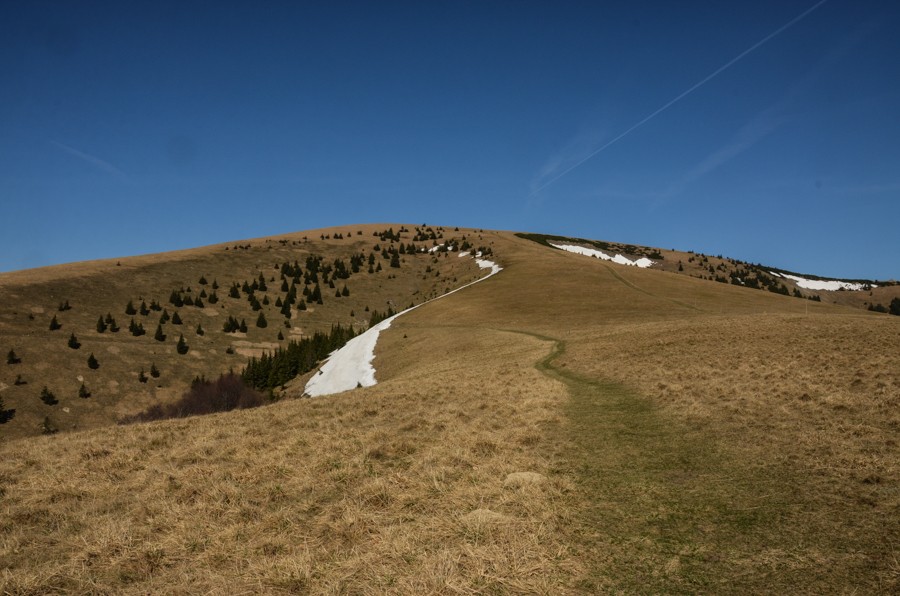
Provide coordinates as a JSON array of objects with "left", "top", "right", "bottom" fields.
[
  {"left": 242, "top": 323, "right": 359, "bottom": 390},
  {"left": 120, "top": 373, "right": 264, "bottom": 424},
  {"left": 868, "top": 298, "right": 900, "bottom": 315}
]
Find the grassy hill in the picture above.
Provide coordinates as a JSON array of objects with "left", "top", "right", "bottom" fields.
[{"left": 1, "top": 227, "right": 897, "bottom": 593}]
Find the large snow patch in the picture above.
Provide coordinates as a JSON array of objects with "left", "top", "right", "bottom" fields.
[
  {"left": 550, "top": 243, "right": 653, "bottom": 268},
  {"left": 303, "top": 255, "right": 502, "bottom": 397}
]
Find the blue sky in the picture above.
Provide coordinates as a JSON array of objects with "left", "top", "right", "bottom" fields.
[{"left": 2, "top": 0, "right": 898, "bottom": 280}]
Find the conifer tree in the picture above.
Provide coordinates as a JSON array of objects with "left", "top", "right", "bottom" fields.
[
  {"left": 196, "top": 323, "right": 204, "bottom": 336},
  {"left": 176, "top": 334, "right": 189, "bottom": 355},
  {"left": 195, "top": 297, "right": 204, "bottom": 308},
  {"left": 139, "top": 301, "right": 150, "bottom": 316},
  {"left": 150, "top": 363, "right": 160, "bottom": 378},
  {"left": 14, "top": 374, "right": 26, "bottom": 385},
  {"left": 239, "top": 319, "right": 248, "bottom": 333},
  {"left": 172, "top": 311, "right": 182, "bottom": 325},
  {"left": 277, "top": 330, "right": 284, "bottom": 340},
  {"left": 256, "top": 312, "right": 268, "bottom": 328},
  {"left": 7, "top": 349, "right": 21, "bottom": 364},
  {"left": 198, "top": 275, "right": 208, "bottom": 285},
  {"left": 87, "top": 353, "right": 99, "bottom": 369},
  {"left": 138, "top": 369, "right": 148, "bottom": 383},
  {"left": 341, "top": 285, "right": 349, "bottom": 297},
  {"left": 160, "top": 309, "right": 170, "bottom": 324},
  {"left": 208, "top": 291, "right": 219, "bottom": 304},
  {"left": 97, "top": 316, "right": 107, "bottom": 333},
  {"left": 0, "top": 396, "right": 14, "bottom": 424},
  {"left": 212, "top": 279, "right": 219, "bottom": 289},
  {"left": 49, "top": 315, "right": 62, "bottom": 330},
  {"left": 154, "top": 324, "right": 166, "bottom": 342},
  {"left": 125, "top": 300, "right": 137, "bottom": 315},
  {"left": 78, "top": 382, "right": 91, "bottom": 398},
  {"left": 67, "top": 333, "right": 81, "bottom": 349},
  {"left": 40, "top": 386, "right": 58, "bottom": 406}
]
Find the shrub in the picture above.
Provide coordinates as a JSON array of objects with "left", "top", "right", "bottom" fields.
[
  {"left": 891, "top": 297, "right": 900, "bottom": 317},
  {"left": 120, "top": 374, "right": 265, "bottom": 423}
]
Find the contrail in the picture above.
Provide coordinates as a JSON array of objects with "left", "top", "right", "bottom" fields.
[
  {"left": 531, "top": 0, "right": 830, "bottom": 195},
  {"left": 50, "top": 140, "right": 129, "bottom": 181}
]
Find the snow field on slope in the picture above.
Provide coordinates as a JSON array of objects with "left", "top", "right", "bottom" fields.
[
  {"left": 303, "top": 254, "right": 501, "bottom": 397},
  {"left": 550, "top": 243, "right": 653, "bottom": 268}
]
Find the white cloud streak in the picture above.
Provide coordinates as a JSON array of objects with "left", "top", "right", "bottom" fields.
[
  {"left": 530, "top": 0, "right": 830, "bottom": 195},
  {"left": 50, "top": 140, "right": 129, "bottom": 181}
]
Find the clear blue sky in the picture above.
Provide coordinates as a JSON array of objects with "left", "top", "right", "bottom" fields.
[{"left": 2, "top": 1, "right": 898, "bottom": 280}]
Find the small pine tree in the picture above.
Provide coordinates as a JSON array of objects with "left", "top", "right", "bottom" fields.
[
  {"left": 212, "top": 279, "right": 219, "bottom": 290},
  {"left": 199, "top": 275, "right": 208, "bottom": 285},
  {"left": 125, "top": 300, "right": 137, "bottom": 315},
  {"left": 172, "top": 312, "right": 182, "bottom": 325},
  {"left": 196, "top": 323, "right": 204, "bottom": 336},
  {"left": 78, "top": 382, "right": 91, "bottom": 398},
  {"left": 0, "top": 396, "right": 14, "bottom": 424},
  {"left": 176, "top": 334, "right": 189, "bottom": 355},
  {"left": 87, "top": 353, "right": 99, "bottom": 369},
  {"left": 96, "top": 316, "right": 107, "bottom": 333},
  {"left": 7, "top": 349, "right": 21, "bottom": 364},
  {"left": 277, "top": 330, "right": 284, "bottom": 340},
  {"left": 14, "top": 374, "right": 26, "bottom": 385},
  {"left": 40, "top": 386, "right": 58, "bottom": 406},
  {"left": 49, "top": 315, "right": 62, "bottom": 330},
  {"left": 139, "top": 301, "right": 150, "bottom": 316},
  {"left": 154, "top": 324, "right": 166, "bottom": 341},
  {"left": 67, "top": 333, "right": 81, "bottom": 349},
  {"left": 138, "top": 369, "right": 148, "bottom": 383},
  {"left": 239, "top": 319, "right": 248, "bottom": 333},
  {"left": 341, "top": 285, "right": 349, "bottom": 297},
  {"left": 256, "top": 312, "right": 268, "bottom": 328},
  {"left": 150, "top": 363, "right": 160, "bottom": 378}
]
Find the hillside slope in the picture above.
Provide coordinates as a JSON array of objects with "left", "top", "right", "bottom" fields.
[{"left": 1, "top": 228, "right": 897, "bottom": 593}]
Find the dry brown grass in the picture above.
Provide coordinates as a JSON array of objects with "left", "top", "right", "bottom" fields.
[{"left": 1, "top": 228, "right": 897, "bottom": 593}]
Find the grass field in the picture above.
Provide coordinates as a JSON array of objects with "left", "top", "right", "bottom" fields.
[{"left": 1, "top": 228, "right": 897, "bottom": 593}]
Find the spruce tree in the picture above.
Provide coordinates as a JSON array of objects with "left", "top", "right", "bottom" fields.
[
  {"left": 49, "top": 315, "right": 62, "bottom": 330},
  {"left": 138, "top": 370, "right": 148, "bottom": 383},
  {"left": 40, "top": 386, "right": 58, "bottom": 406},
  {"left": 256, "top": 312, "right": 268, "bottom": 328},
  {"left": 160, "top": 309, "right": 170, "bottom": 324},
  {"left": 96, "top": 316, "right": 107, "bottom": 333},
  {"left": 0, "top": 396, "right": 14, "bottom": 424},
  {"left": 67, "top": 333, "right": 81, "bottom": 349},
  {"left": 154, "top": 324, "right": 166, "bottom": 342},
  {"left": 176, "top": 334, "right": 189, "bottom": 354},
  {"left": 208, "top": 291, "right": 219, "bottom": 304},
  {"left": 277, "top": 330, "right": 284, "bottom": 340},
  {"left": 150, "top": 363, "right": 160, "bottom": 378},
  {"left": 78, "top": 382, "right": 91, "bottom": 398},
  {"left": 172, "top": 312, "right": 182, "bottom": 325},
  {"left": 139, "top": 301, "right": 150, "bottom": 316},
  {"left": 239, "top": 319, "right": 248, "bottom": 333},
  {"left": 87, "top": 353, "right": 99, "bottom": 369},
  {"left": 7, "top": 349, "right": 21, "bottom": 364},
  {"left": 196, "top": 323, "right": 204, "bottom": 336},
  {"left": 125, "top": 300, "right": 137, "bottom": 315}
]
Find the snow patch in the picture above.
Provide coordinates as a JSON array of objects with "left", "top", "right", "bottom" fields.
[
  {"left": 779, "top": 274, "right": 871, "bottom": 292},
  {"left": 457, "top": 251, "right": 470, "bottom": 258},
  {"left": 304, "top": 254, "right": 502, "bottom": 397},
  {"left": 550, "top": 243, "right": 654, "bottom": 268}
]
